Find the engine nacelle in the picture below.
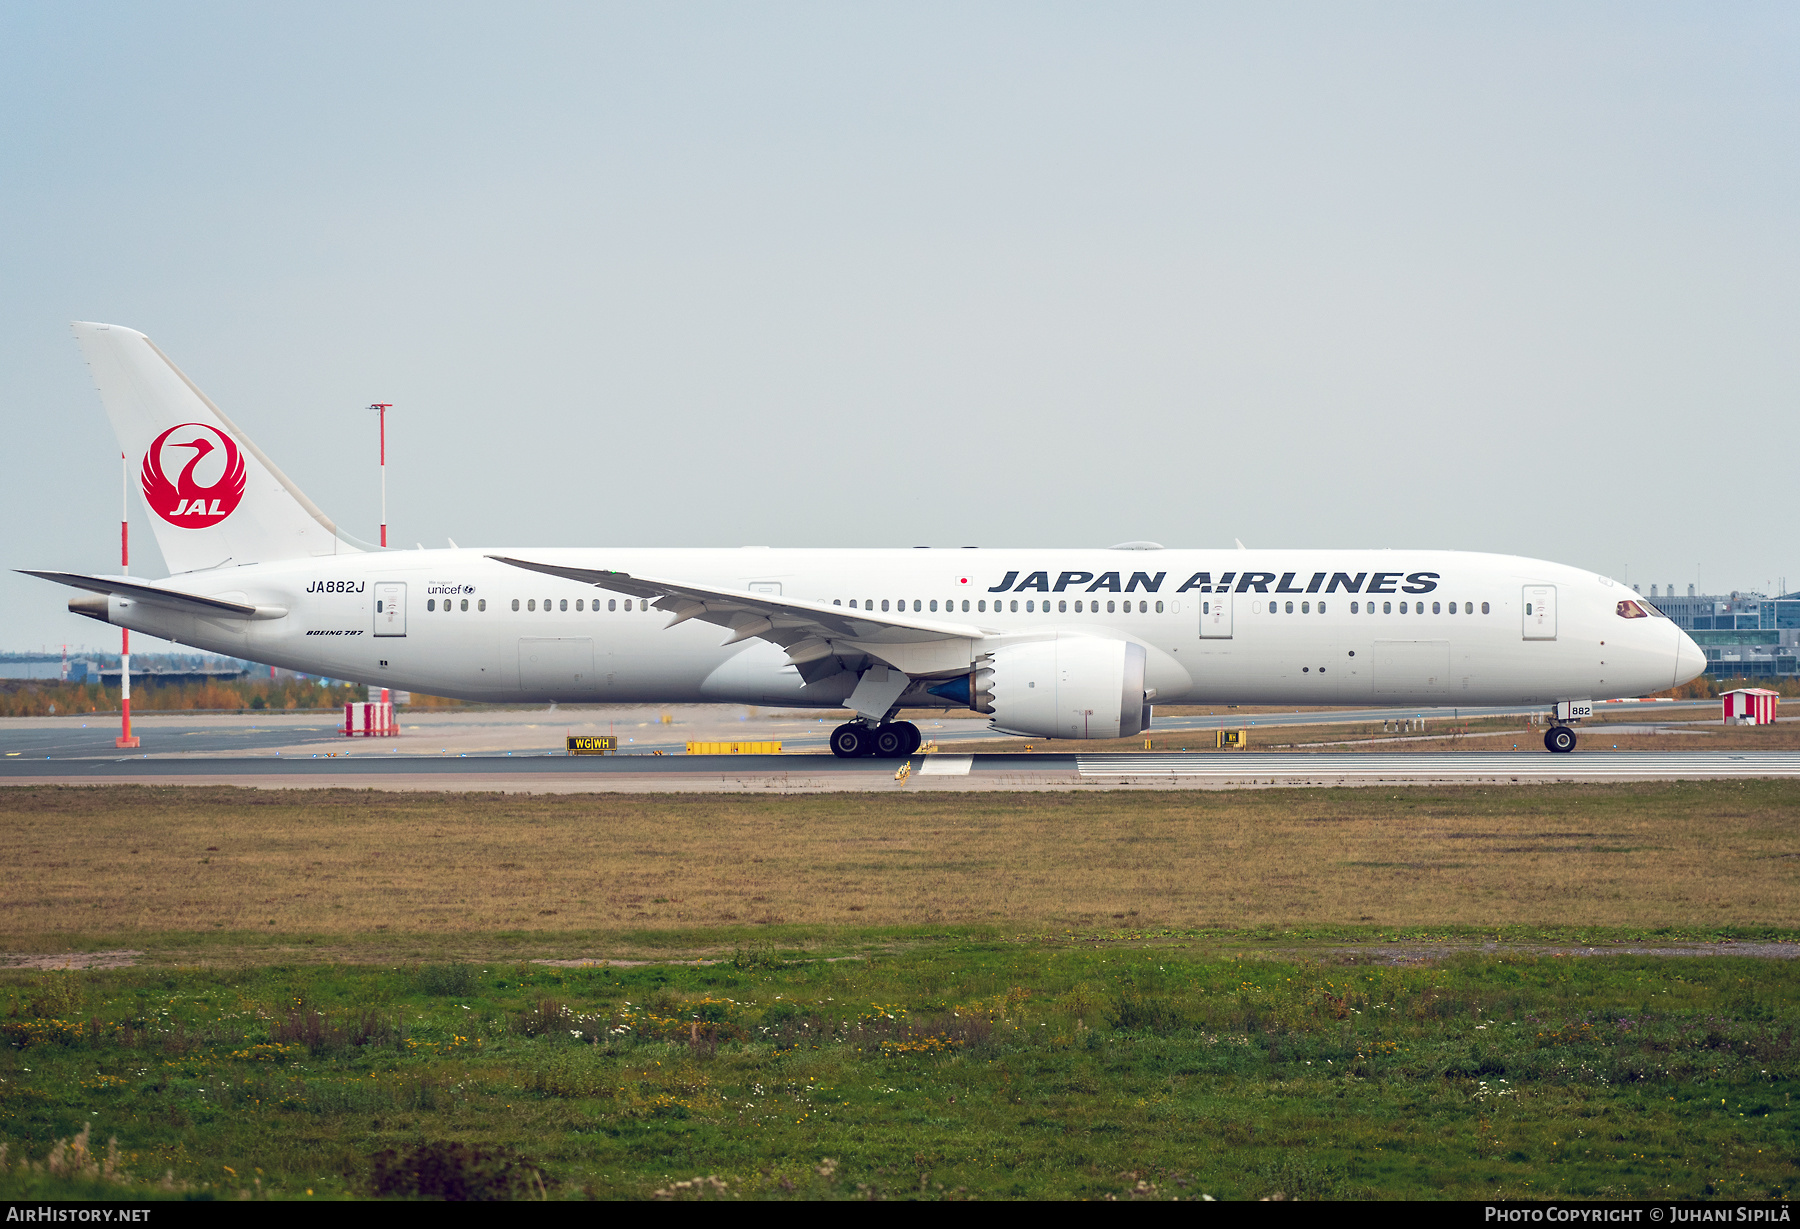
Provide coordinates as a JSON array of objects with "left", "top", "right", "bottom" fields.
[{"left": 980, "top": 636, "right": 1149, "bottom": 740}]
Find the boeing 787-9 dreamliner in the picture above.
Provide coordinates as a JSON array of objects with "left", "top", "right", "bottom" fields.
[{"left": 25, "top": 323, "right": 1708, "bottom": 757}]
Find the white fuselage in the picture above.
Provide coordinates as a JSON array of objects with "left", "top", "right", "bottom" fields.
[{"left": 99, "top": 547, "right": 1703, "bottom": 710}]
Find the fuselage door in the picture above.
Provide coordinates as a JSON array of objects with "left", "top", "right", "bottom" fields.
[
  {"left": 1522, "top": 585, "right": 1557, "bottom": 640},
  {"left": 1199, "top": 595, "right": 1232, "bottom": 638},
  {"left": 373, "top": 583, "right": 406, "bottom": 636},
  {"left": 519, "top": 637, "right": 595, "bottom": 696}
]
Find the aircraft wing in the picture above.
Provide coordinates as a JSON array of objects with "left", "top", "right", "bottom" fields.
[
  {"left": 18, "top": 570, "right": 272, "bottom": 618},
  {"left": 487, "top": 555, "right": 990, "bottom": 675}
]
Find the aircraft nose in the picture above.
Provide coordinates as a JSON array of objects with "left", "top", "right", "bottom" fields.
[{"left": 1673, "top": 626, "right": 1707, "bottom": 688}]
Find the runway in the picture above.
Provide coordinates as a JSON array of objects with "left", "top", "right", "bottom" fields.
[
  {"left": 1074, "top": 751, "right": 1800, "bottom": 784},
  {"left": 2, "top": 749, "right": 1794, "bottom": 792},
  {"left": 0, "top": 699, "right": 1720, "bottom": 760}
]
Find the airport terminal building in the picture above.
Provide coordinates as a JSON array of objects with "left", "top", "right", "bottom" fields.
[{"left": 1648, "top": 586, "right": 1800, "bottom": 679}]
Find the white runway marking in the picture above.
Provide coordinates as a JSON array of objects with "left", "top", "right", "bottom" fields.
[
  {"left": 1076, "top": 752, "right": 1800, "bottom": 781},
  {"left": 917, "top": 755, "right": 973, "bottom": 776}
]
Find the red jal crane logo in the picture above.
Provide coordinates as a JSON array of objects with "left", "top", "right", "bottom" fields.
[{"left": 141, "top": 423, "right": 247, "bottom": 526}]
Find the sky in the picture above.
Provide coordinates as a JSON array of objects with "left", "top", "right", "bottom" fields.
[{"left": 2, "top": 2, "right": 1795, "bottom": 654}]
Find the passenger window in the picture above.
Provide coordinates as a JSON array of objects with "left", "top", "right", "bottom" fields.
[
  {"left": 1107, "top": 600, "right": 1116, "bottom": 613},
  {"left": 576, "top": 599, "right": 583, "bottom": 611},
  {"left": 913, "top": 600, "right": 921, "bottom": 612},
  {"left": 1400, "top": 601, "right": 1408, "bottom": 614},
  {"left": 1526, "top": 602, "right": 1533, "bottom": 615},
  {"left": 1025, "top": 600, "right": 1034, "bottom": 612},
  {"left": 1481, "top": 601, "right": 1489, "bottom": 614},
  {"left": 512, "top": 599, "right": 520, "bottom": 611},
  {"left": 1203, "top": 601, "right": 1210, "bottom": 614},
  {"left": 1383, "top": 602, "right": 1392, "bottom": 614},
  {"left": 833, "top": 599, "right": 842, "bottom": 606},
  {"left": 1155, "top": 601, "right": 1164, "bottom": 613},
  {"left": 608, "top": 599, "right": 616, "bottom": 611},
  {"left": 1010, "top": 600, "right": 1019, "bottom": 612},
  {"left": 848, "top": 599, "right": 856, "bottom": 608},
  {"left": 1074, "top": 600, "right": 1082, "bottom": 613},
  {"left": 881, "top": 600, "right": 889, "bottom": 612},
  {"left": 1351, "top": 601, "right": 1359, "bottom": 613},
  {"left": 1268, "top": 601, "right": 1277, "bottom": 614},
  {"left": 1059, "top": 600, "right": 1068, "bottom": 613},
  {"left": 1432, "top": 601, "right": 1440, "bottom": 614},
  {"left": 478, "top": 599, "right": 486, "bottom": 612},
  {"left": 977, "top": 600, "right": 985, "bottom": 612},
  {"left": 1140, "top": 601, "right": 1148, "bottom": 613},
  {"left": 427, "top": 599, "right": 435, "bottom": 611},
  {"left": 461, "top": 599, "right": 469, "bottom": 612},
  {"left": 962, "top": 599, "right": 970, "bottom": 612},
  {"left": 531, "top": 599, "right": 538, "bottom": 612},
  {"left": 1285, "top": 601, "right": 1294, "bottom": 614},
  {"left": 930, "top": 600, "right": 938, "bottom": 612},
  {"left": 556, "top": 599, "right": 565, "bottom": 612},
  {"left": 1465, "top": 602, "right": 1473, "bottom": 614},
  {"left": 1318, "top": 602, "right": 1326, "bottom": 614},
  {"left": 1300, "top": 601, "right": 1309, "bottom": 613}
]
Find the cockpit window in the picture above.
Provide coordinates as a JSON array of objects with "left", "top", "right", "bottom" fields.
[
  {"left": 1638, "top": 599, "right": 1668, "bottom": 618},
  {"left": 1616, "top": 600, "right": 1649, "bottom": 619}
]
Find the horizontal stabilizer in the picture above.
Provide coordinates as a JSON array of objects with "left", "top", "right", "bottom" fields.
[{"left": 18, "top": 569, "right": 272, "bottom": 618}]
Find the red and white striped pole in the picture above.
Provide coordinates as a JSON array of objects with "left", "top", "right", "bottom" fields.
[
  {"left": 371, "top": 403, "right": 391, "bottom": 548},
  {"left": 370, "top": 404, "right": 392, "bottom": 713},
  {"left": 116, "top": 451, "right": 139, "bottom": 748}
]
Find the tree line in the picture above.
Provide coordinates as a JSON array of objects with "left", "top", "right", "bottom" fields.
[{"left": 0, "top": 677, "right": 368, "bottom": 717}]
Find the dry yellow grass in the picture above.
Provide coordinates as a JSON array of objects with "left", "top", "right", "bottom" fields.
[{"left": 0, "top": 783, "right": 1795, "bottom": 941}]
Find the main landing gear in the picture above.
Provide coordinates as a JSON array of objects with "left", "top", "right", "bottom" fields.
[
  {"left": 1544, "top": 726, "right": 1577, "bottom": 754},
  {"left": 830, "top": 721, "right": 921, "bottom": 759}
]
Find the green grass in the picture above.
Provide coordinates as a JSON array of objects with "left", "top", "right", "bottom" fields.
[{"left": 2, "top": 939, "right": 1796, "bottom": 1200}]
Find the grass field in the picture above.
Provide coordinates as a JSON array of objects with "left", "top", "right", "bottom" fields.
[
  {"left": 1, "top": 783, "right": 1795, "bottom": 943},
  {"left": 1, "top": 782, "right": 1795, "bottom": 1200},
  {"left": 1, "top": 946, "right": 1795, "bottom": 1200}
]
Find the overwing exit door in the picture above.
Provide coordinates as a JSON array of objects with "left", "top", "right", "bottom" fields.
[{"left": 374, "top": 583, "right": 406, "bottom": 636}]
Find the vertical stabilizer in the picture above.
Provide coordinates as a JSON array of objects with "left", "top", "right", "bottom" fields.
[{"left": 71, "top": 322, "right": 365, "bottom": 574}]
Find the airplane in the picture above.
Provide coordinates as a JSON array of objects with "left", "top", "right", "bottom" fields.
[{"left": 23, "top": 322, "right": 1709, "bottom": 758}]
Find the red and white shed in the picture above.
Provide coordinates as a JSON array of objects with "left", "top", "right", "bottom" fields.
[
  {"left": 1721, "top": 688, "right": 1779, "bottom": 726},
  {"left": 344, "top": 701, "right": 397, "bottom": 737}
]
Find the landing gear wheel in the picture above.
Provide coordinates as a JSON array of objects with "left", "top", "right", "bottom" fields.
[
  {"left": 897, "top": 721, "right": 922, "bottom": 756},
  {"left": 872, "top": 724, "right": 911, "bottom": 759},
  {"left": 830, "top": 723, "right": 873, "bottom": 758},
  {"left": 1546, "top": 726, "right": 1577, "bottom": 754}
]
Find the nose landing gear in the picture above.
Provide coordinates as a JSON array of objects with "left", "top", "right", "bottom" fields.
[
  {"left": 1544, "top": 726, "right": 1577, "bottom": 754},
  {"left": 829, "top": 720, "right": 921, "bottom": 759}
]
